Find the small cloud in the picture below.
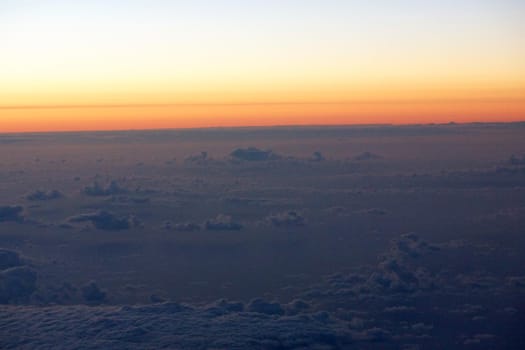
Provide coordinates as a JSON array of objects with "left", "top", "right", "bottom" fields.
[
  {"left": 83, "top": 180, "right": 127, "bottom": 197},
  {"left": 310, "top": 151, "right": 326, "bottom": 162},
  {"left": 205, "top": 215, "right": 242, "bottom": 231},
  {"left": 230, "top": 147, "right": 280, "bottom": 162},
  {"left": 266, "top": 211, "right": 306, "bottom": 228},
  {"left": 68, "top": 211, "right": 135, "bottom": 231},
  {"left": 285, "top": 299, "right": 311, "bottom": 315},
  {"left": 357, "top": 208, "right": 388, "bottom": 216},
  {"left": 172, "top": 222, "right": 201, "bottom": 232},
  {"left": 0, "top": 205, "right": 24, "bottom": 222},
  {"left": 26, "top": 190, "right": 63, "bottom": 201},
  {"left": 353, "top": 152, "right": 382, "bottom": 161},
  {"left": 247, "top": 298, "right": 284, "bottom": 315},
  {"left": 185, "top": 151, "right": 208, "bottom": 165}
]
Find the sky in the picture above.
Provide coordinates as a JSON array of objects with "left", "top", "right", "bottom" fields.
[{"left": 1, "top": 0, "right": 524, "bottom": 132}]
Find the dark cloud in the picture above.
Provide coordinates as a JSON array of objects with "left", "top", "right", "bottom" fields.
[
  {"left": 266, "top": 211, "right": 306, "bottom": 228},
  {"left": 205, "top": 214, "right": 242, "bottom": 231},
  {"left": 509, "top": 154, "right": 525, "bottom": 165},
  {"left": 0, "top": 266, "right": 37, "bottom": 304},
  {"left": 0, "top": 205, "right": 24, "bottom": 222},
  {"left": 26, "top": 190, "right": 63, "bottom": 201},
  {"left": 184, "top": 151, "right": 208, "bottom": 164},
  {"left": 353, "top": 151, "right": 382, "bottom": 161},
  {"left": 230, "top": 147, "right": 281, "bottom": 161},
  {"left": 172, "top": 222, "right": 201, "bottom": 232},
  {"left": 285, "top": 299, "right": 311, "bottom": 315},
  {"left": 310, "top": 151, "right": 325, "bottom": 162},
  {"left": 0, "top": 249, "right": 23, "bottom": 270},
  {"left": 247, "top": 298, "right": 285, "bottom": 315},
  {"left": 68, "top": 211, "right": 135, "bottom": 231},
  {"left": 83, "top": 180, "right": 127, "bottom": 197},
  {"left": 357, "top": 208, "right": 388, "bottom": 216},
  {"left": 0, "top": 302, "right": 355, "bottom": 349},
  {"left": 81, "top": 281, "right": 107, "bottom": 304},
  {"left": 204, "top": 299, "right": 245, "bottom": 316}
]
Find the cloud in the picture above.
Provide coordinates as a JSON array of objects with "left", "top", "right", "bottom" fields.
[
  {"left": 171, "top": 222, "right": 201, "bottom": 232},
  {"left": 310, "top": 151, "right": 325, "bottom": 162},
  {"left": 26, "top": 190, "right": 63, "bottom": 201},
  {"left": 0, "top": 249, "right": 23, "bottom": 270},
  {"left": 0, "top": 205, "right": 24, "bottom": 222},
  {"left": 230, "top": 147, "right": 281, "bottom": 162},
  {"left": 205, "top": 214, "right": 242, "bottom": 231},
  {"left": 0, "top": 266, "right": 37, "bottom": 304},
  {"left": 509, "top": 154, "right": 525, "bottom": 165},
  {"left": 353, "top": 152, "right": 382, "bottom": 161},
  {"left": 68, "top": 211, "right": 135, "bottom": 231},
  {"left": 81, "top": 281, "right": 107, "bottom": 304},
  {"left": 184, "top": 151, "right": 209, "bottom": 165},
  {"left": 247, "top": 298, "right": 285, "bottom": 315},
  {"left": 266, "top": 211, "right": 306, "bottom": 228},
  {"left": 357, "top": 208, "right": 388, "bottom": 216},
  {"left": 0, "top": 302, "right": 355, "bottom": 349},
  {"left": 83, "top": 180, "right": 128, "bottom": 197}
]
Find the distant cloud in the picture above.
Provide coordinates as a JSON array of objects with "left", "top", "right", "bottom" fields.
[
  {"left": 83, "top": 180, "right": 127, "bottom": 197},
  {"left": 184, "top": 151, "right": 209, "bottom": 165},
  {"left": 353, "top": 152, "right": 382, "bottom": 161},
  {"left": 0, "top": 249, "right": 23, "bottom": 270},
  {"left": 81, "top": 281, "right": 107, "bottom": 304},
  {"left": 247, "top": 298, "right": 285, "bottom": 315},
  {"left": 357, "top": 208, "right": 388, "bottom": 216},
  {"left": 205, "top": 214, "right": 242, "bottom": 231},
  {"left": 0, "top": 248, "right": 36, "bottom": 304},
  {"left": 310, "top": 151, "right": 326, "bottom": 162},
  {"left": 509, "top": 154, "right": 525, "bottom": 165},
  {"left": 0, "top": 205, "right": 24, "bottom": 222},
  {"left": 230, "top": 147, "right": 280, "bottom": 162},
  {"left": 266, "top": 211, "right": 306, "bottom": 228},
  {"left": 68, "top": 211, "right": 136, "bottom": 231},
  {"left": 26, "top": 190, "right": 63, "bottom": 201},
  {"left": 172, "top": 222, "right": 201, "bottom": 232}
]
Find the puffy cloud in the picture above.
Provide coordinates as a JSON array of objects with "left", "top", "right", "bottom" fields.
[
  {"left": 0, "top": 249, "right": 23, "bottom": 270},
  {"left": 247, "top": 298, "right": 285, "bottom": 315},
  {"left": 83, "top": 180, "right": 127, "bottom": 197},
  {"left": 205, "top": 214, "right": 242, "bottom": 231},
  {"left": 266, "top": 211, "right": 305, "bottom": 228},
  {"left": 0, "top": 205, "right": 24, "bottom": 222},
  {"left": 184, "top": 151, "right": 208, "bottom": 165},
  {"left": 230, "top": 147, "right": 280, "bottom": 162},
  {"left": 0, "top": 266, "right": 37, "bottom": 304},
  {"left": 285, "top": 299, "right": 311, "bottom": 315},
  {"left": 81, "top": 281, "right": 107, "bottom": 304},
  {"left": 26, "top": 190, "right": 63, "bottom": 201},
  {"left": 68, "top": 211, "right": 135, "bottom": 231},
  {"left": 0, "top": 302, "right": 355, "bottom": 349}
]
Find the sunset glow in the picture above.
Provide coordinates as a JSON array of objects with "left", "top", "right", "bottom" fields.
[{"left": 1, "top": 0, "right": 524, "bottom": 132}]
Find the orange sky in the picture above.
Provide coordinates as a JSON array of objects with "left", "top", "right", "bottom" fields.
[{"left": 1, "top": 1, "right": 524, "bottom": 132}]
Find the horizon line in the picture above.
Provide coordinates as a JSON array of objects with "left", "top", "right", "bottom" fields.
[
  {"left": 1, "top": 120, "right": 524, "bottom": 136},
  {"left": 2, "top": 97, "right": 525, "bottom": 110}
]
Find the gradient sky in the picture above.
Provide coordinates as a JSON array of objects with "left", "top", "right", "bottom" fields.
[{"left": 1, "top": 0, "right": 524, "bottom": 132}]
